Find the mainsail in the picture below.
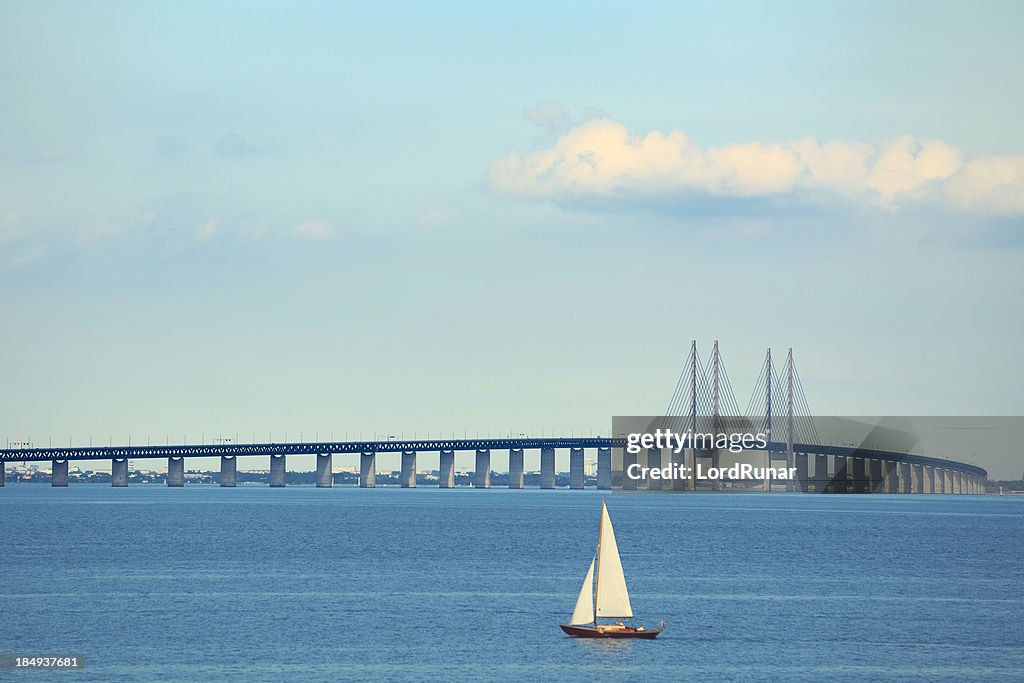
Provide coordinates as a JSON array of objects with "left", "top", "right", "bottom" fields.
[
  {"left": 569, "top": 557, "right": 596, "bottom": 625},
  {"left": 595, "top": 500, "right": 633, "bottom": 618}
]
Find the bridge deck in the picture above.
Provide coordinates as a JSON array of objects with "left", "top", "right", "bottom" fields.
[{"left": 0, "top": 438, "right": 987, "bottom": 477}]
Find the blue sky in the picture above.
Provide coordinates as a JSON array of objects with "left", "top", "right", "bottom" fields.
[{"left": 1, "top": 2, "right": 1022, "bottom": 476}]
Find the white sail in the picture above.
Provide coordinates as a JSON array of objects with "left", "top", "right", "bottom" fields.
[
  {"left": 569, "top": 557, "right": 596, "bottom": 625},
  {"left": 595, "top": 501, "right": 633, "bottom": 618}
]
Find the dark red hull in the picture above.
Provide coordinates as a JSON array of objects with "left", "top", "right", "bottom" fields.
[{"left": 560, "top": 624, "right": 662, "bottom": 639}]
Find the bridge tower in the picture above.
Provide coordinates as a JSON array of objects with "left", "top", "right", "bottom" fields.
[
  {"left": 709, "top": 341, "right": 721, "bottom": 490},
  {"left": 689, "top": 339, "right": 698, "bottom": 491},
  {"left": 786, "top": 348, "right": 795, "bottom": 493},
  {"left": 764, "top": 348, "right": 773, "bottom": 491}
]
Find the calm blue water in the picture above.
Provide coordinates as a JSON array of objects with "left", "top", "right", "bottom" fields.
[{"left": 2, "top": 486, "right": 1022, "bottom": 682}]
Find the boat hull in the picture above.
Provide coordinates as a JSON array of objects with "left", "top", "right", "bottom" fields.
[{"left": 559, "top": 624, "right": 662, "bottom": 639}]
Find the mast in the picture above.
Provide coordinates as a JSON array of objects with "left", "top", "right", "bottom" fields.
[{"left": 594, "top": 499, "right": 604, "bottom": 626}]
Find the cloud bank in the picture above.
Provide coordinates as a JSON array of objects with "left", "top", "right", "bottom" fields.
[{"left": 490, "top": 119, "right": 1024, "bottom": 215}]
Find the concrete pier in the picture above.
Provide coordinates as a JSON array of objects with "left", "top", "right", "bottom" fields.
[
  {"left": 508, "top": 448, "right": 524, "bottom": 489},
  {"left": 52, "top": 459, "right": 69, "bottom": 487},
  {"left": 869, "top": 459, "right": 883, "bottom": 493},
  {"left": 0, "top": 461, "right": 4, "bottom": 487},
  {"left": 645, "top": 448, "right": 661, "bottom": 490},
  {"left": 474, "top": 449, "right": 490, "bottom": 488},
  {"left": 540, "top": 447, "right": 555, "bottom": 489},
  {"left": 955, "top": 471, "right": 963, "bottom": 494},
  {"left": 899, "top": 462, "right": 912, "bottom": 494},
  {"left": 112, "top": 458, "right": 128, "bottom": 487},
  {"left": 269, "top": 454, "right": 286, "bottom": 487},
  {"left": 167, "top": 456, "right": 184, "bottom": 487},
  {"left": 439, "top": 450, "right": 455, "bottom": 488},
  {"left": 316, "top": 453, "right": 332, "bottom": 488},
  {"left": 360, "top": 452, "right": 376, "bottom": 488},
  {"left": 795, "top": 453, "right": 809, "bottom": 492},
  {"left": 884, "top": 461, "right": 898, "bottom": 493},
  {"left": 569, "top": 448, "right": 585, "bottom": 489},
  {"left": 401, "top": 451, "right": 416, "bottom": 488},
  {"left": 597, "top": 448, "right": 612, "bottom": 489},
  {"left": 710, "top": 448, "right": 722, "bottom": 491},
  {"left": 671, "top": 448, "right": 688, "bottom": 491},
  {"left": 833, "top": 456, "right": 849, "bottom": 493},
  {"left": 850, "top": 457, "right": 867, "bottom": 493},
  {"left": 938, "top": 468, "right": 947, "bottom": 494},
  {"left": 912, "top": 464, "right": 924, "bottom": 494},
  {"left": 925, "top": 466, "right": 935, "bottom": 494},
  {"left": 220, "top": 455, "right": 237, "bottom": 487},
  {"left": 621, "top": 449, "right": 638, "bottom": 490},
  {"left": 815, "top": 454, "right": 829, "bottom": 492}
]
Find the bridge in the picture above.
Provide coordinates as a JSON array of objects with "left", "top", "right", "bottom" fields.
[{"left": 0, "top": 343, "right": 988, "bottom": 494}]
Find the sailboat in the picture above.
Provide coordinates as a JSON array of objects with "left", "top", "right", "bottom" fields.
[{"left": 559, "top": 499, "right": 662, "bottom": 639}]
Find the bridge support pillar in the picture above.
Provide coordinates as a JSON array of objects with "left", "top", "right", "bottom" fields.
[
  {"left": 540, "top": 447, "right": 555, "bottom": 489},
  {"left": 508, "top": 449, "right": 524, "bottom": 489},
  {"left": 360, "top": 452, "right": 376, "bottom": 488},
  {"left": 869, "top": 459, "right": 883, "bottom": 492},
  {"left": 316, "top": 453, "right": 332, "bottom": 488},
  {"left": 671, "top": 448, "right": 688, "bottom": 491},
  {"left": 710, "top": 448, "right": 721, "bottom": 491},
  {"left": 0, "top": 461, "right": 4, "bottom": 487},
  {"left": 690, "top": 447, "right": 699, "bottom": 491},
  {"left": 833, "top": 456, "right": 849, "bottom": 493},
  {"left": 899, "top": 462, "right": 912, "bottom": 494},
  {"left": 955, "top": 471, "right": 963, "bottom": 494},
  {"left": 645, "top": 448, "right": 661, "bottom": 490},
  {"left": 938, "top": 469, "right": 947, "bottom": 494},
  {"left": 814, "top": 454, "right": 829, "bottom": 493},
  {"left": 795, "top": 453, "right": 809, "bottom": 492},
  {"left": 220, "top": 455, "right": 236, "bottom": 487},
  {"left": 570, "top": 448, "right": 585, "bottom": 489},
  {"left": 597, "top": 448, "right": 612, "bottom": 490},
  {"left": 621, "top": 449, "right": 638, "bottom": 490},
  {"left": 112, "top": 458, "right": 128, "bottom": 487},
  {"left": 401, "top": 451, "right": 416, "bottom": 488},
  {"left": 911, "top": 464, "right": 923, "bottom": 494},
  {"left": 51, "top": 459, "right": 69, "bottom": 487},
  {"left": 270, "top": 454, "right": 286, "bottom": 487},
  {"left": 925, "top": 466, "right": 935, "bottom": 494},
  {"left": 167, "top": 456, "right": 184, "bottom": 487},
  {"left": 439, "top": 450, "right": 455, "bottom": 488},
  {"left": 850, "top": 457, "right": 867, "bottom": 493},
  {"left": 474, "top": 449, "right": 490, "bottom": 488},
  {"left": 883, "top": 461, "right": 898, "bottom": 493}
]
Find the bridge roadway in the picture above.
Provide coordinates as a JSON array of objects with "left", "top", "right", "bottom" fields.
[{"left": 0, "top": 437, "right": 987, "bottom": 493}]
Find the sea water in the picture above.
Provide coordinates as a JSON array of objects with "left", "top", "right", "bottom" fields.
[{"left": 2, "top": 486, "right": 1022, "bottom": 682}]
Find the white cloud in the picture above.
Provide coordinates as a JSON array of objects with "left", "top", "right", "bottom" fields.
[
  {"left": 291, "top": 218, "right": 336, "bottom": 240},
  {"left": 489, "top": 119, "right": 1024, "bottom": 215},
  {"left": 195, "top": 219, "right": 219, "bottom": 242}
]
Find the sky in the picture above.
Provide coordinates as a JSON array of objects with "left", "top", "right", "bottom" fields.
[{"left": 1, "top": 1, "right": 1022, "bottom": 477}]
